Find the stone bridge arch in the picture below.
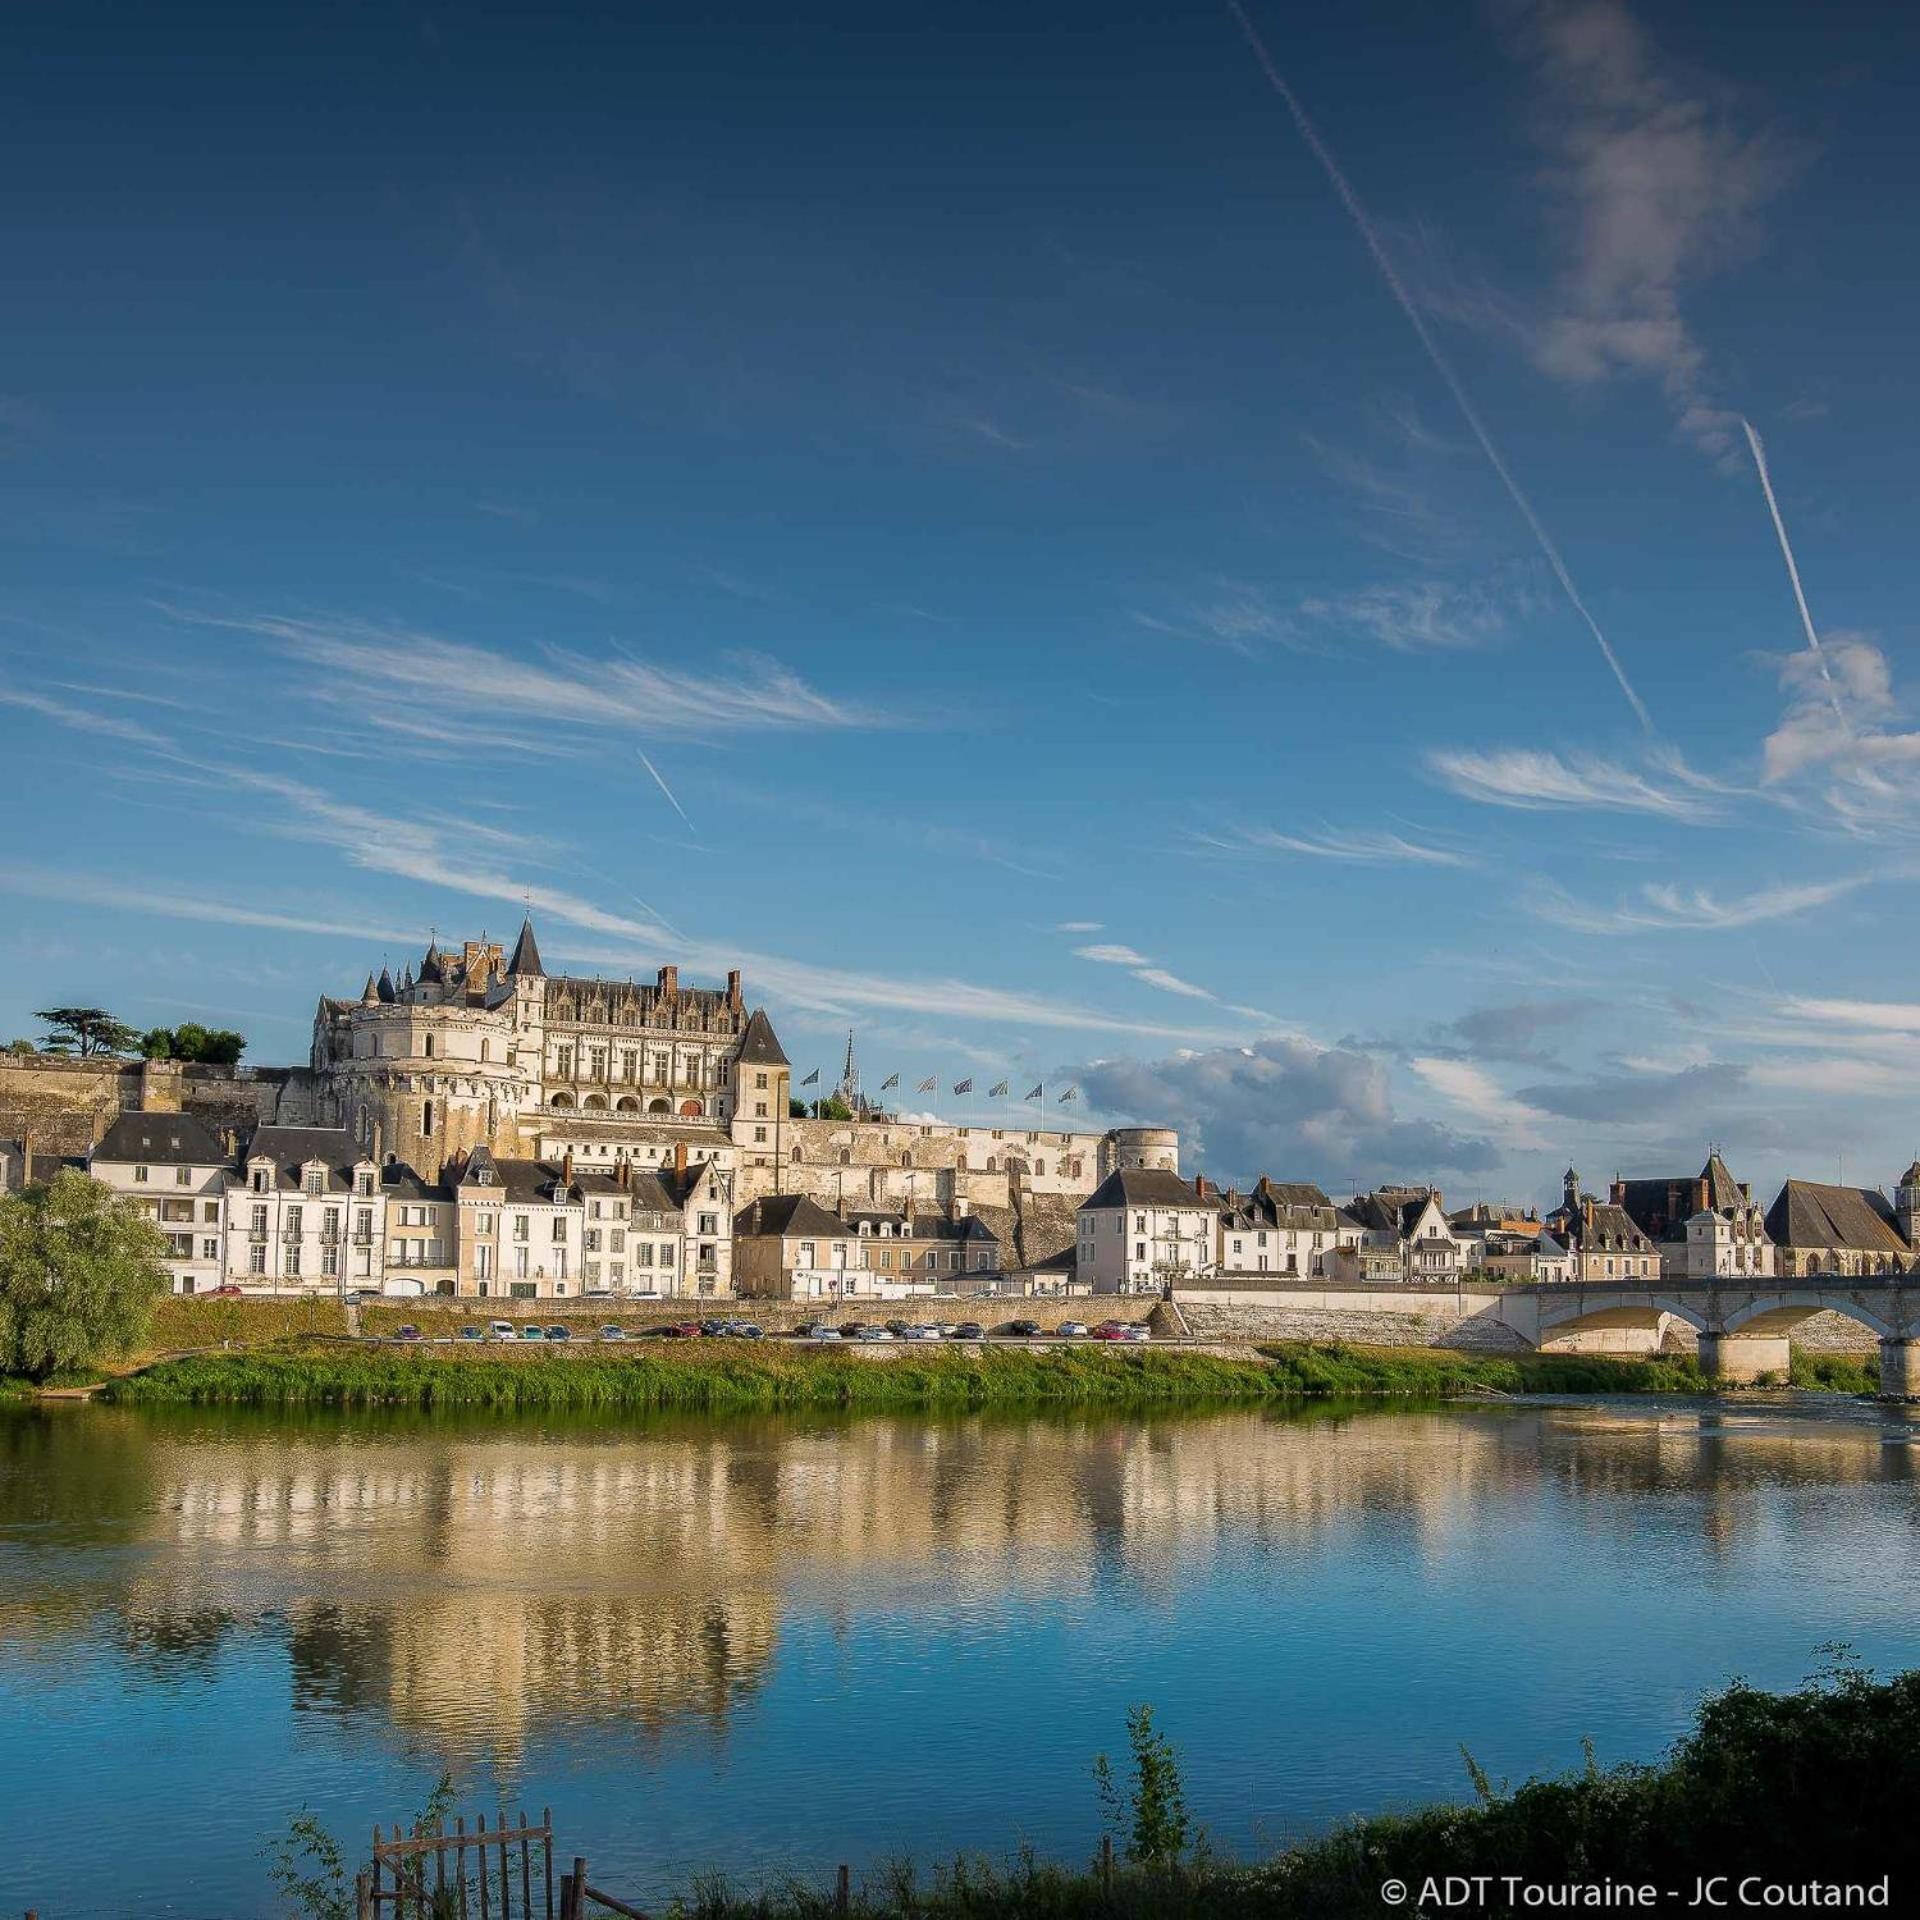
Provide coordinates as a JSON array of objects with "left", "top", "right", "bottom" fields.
[
  {"left": 1719, "top": 1291, "right": 1895, "bottom": 1341},
  {"left": 1534, "top": 1291, "right": 1709, "bottom": 1353}
]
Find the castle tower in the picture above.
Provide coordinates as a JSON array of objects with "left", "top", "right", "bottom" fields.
[
  {"left": 729, "top": 1006, "right": 790, "bottom": 1188},
  {"left": 1897, "top": 1160, "right": 1920, "bottom": 1246}
]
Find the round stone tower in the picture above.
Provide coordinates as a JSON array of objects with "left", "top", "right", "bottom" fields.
[{"left": 1103, "top": 1127, "right": 1180, "bottom": 1176}]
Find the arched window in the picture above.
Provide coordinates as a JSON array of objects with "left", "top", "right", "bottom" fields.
[
  {"left": 839, "top": 1148, "right": 852, "bottom": 1166},
  {"left": 616, "top": 1096, "right": 640, "bottom": 1113},
  {"left": 582, "top": 1093, "right": 607, "bottom": 1111},
  {"left": 791, "top": 1147, "right": 803, "bottom": 1163},
  {"left": 421, "top": 1100, "right": 434, "bottom": 1137},
  {"left": 480, "top": 1039, "right": 490, "bottom": 1063},
  {"left": 423, "top": 1034, "right": 434, "bottom": 1058},
  {"left": 647, "top": 1098, "right": 671, "bottom": 1115},
  {"left": 679, "top": 1098, "right": 703, "bottom": 1118},
  {"left": 550, "top": 1092, "right": 574, "bottom": 1111},
  {"left": 985, "top": 1156, "right": 998, "bottom": 1173},
  {"left": 900, "top": 1151, "right": 913, "bottom": 1168}
]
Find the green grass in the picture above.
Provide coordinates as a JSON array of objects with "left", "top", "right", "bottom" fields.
[
  {"left": 98, "top": 1336, "right": 1753, "bottom": 1413},
  {"left": 103, "top": 1341, "right": 1305, "bottom": 1412},
  {"left": 1791, "top": 1349, "right": 1879, "bottom": 1394},
  {"left": 143, "top": 1294, "right": 350, "bottom": 1351},
  {"left": 1255, "top": 1341, "right": 1712, "bottom": 1395}
]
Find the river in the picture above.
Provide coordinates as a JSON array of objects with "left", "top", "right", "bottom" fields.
[{"left": 3, "top": 1393, "right": 1918, "bottom": 1916}]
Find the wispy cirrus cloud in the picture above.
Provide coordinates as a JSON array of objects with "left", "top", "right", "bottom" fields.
[
  {"left": 1534, "top": 874, "right": 1871, "bottom": 935},
  {"left": 1071, "top": 941, "right": 1278, "bottom": 1024},
  {"left": 0, "top": 867, "right": 417, "bottom": 944},
  {"left": 1408, "top": 1054, "right": 1551, "bottom": 1149},
  {"left": 1197, "top": 823, "right": 1470, "bottom": 868},
  {"left": 158, "top": 607, "right": 891, "bottom": 742},
  {"left": 1428, "top": 746, "right": 1724, "bottom": 820},
  {"left": 1503, "top": 0, "right": 1801, "bottom": 466},
  {"left": 0, "top": 684, "right": 176, "bottom": 751},
  {"left": 1299, "top": 572, "right": 1542, "bottom": 653}
]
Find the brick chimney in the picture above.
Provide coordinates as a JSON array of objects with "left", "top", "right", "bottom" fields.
[
  {"left": 561, "top": 1147, "right": 574, "bottom": 1186},
  {"left": 657, "top": 964, "right": 679, "bottom": 997},
  {"left": 1194, "top": 1173, "right": 1210, "bottom": 1201},
  {"left": 726, "top": 969, "right": 742, "bottom": 1010},
  {"left": 615, "top": 1155, "right": 630, "bottom": 1189},
  {"left": 674, "top": 1140, "right": 687, "bottom": 1179}
]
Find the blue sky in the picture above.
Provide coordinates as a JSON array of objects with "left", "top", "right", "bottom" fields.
[{"left": 3, "top": 0, "right": 1918, "bottom": 1208}]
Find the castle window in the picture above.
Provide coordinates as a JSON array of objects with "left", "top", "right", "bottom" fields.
[
  {"left": 900, "top": 1151, "right": 912, "bottom": 1168},
  {"left": 1035, "top": 1160, "right": 1046, "bottom": 1176},
  {"left": 550, "top": 1092, "right": 573, "bottom": 1111},
  {"left": 421, "top": 1101, "right": 434, "bottom": 1137},
  {"left": 840, "top": 1149, "right": 851, "bottom": 1166},
  {"left": 985, "top": 1157, "right": 997, "bottom": 1173},
  {"left": 423, "top": 1034, "right": 434, "bottom": 1058},
  {"left": 480, "top": 1040, "right": 490, "bottom": 1063},
  {"left": 791, "top": 1147, "right": 803, "bottom": 1163}
]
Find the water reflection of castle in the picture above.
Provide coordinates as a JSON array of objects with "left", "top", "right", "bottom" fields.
[{"left": 2, "top": 1407, "right": 1913, "bottom": 1760}]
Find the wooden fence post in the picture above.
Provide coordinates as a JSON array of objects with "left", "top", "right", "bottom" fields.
[
  {"left": 572, "top": 1857, "right": 588, "bottom": 1920},
  {"left": 1100, "top": 1834, "right": 1114, "bottom": 1894},
  {"left": 836, "top": 1861, "right": 850, "bottom": 1914},
  {"left": 355, "top": 1869, "right": 371, "bottom": 1920}
]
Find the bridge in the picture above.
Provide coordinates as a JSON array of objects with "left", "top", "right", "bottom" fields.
[
  {"left": 1172, "top": 1276, "right": 1920, "bottom": 1392},
  {"left": 1497, "top": 1277, "right": 1920, "bottom": 1388}
]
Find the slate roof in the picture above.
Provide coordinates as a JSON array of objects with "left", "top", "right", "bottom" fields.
[
  {"left": 1080, "top": 1168, "right": 1217, "bottom": 1212},
  {"left": 734, "top": 1193, "right": 852, "bottom": 1239},
  {"left": 380, "top": 1161, "right": 452, "bottom": 1203},
  {"left": 486, "top": 1157, "right": 581, "bottom": 1204},
  {"left": 1345, "top": 1192, "right": 1439, "bottom": 1238},
  {"left": 1219, "top": 1178, "right": 1343, "bottom": 1232},
  {"left": 1554, "top": 1199, "right": 1655, "bottom": 1254},
  {"left": 737, "top": 1008, "right": 789, "bottom": 1067},
  {"left": 93, "top": 1111, "right": 226, "bottom": 1168},
  {"left": 1764, "top": 1180, "right": 1909, "bottom": 1254},
  {"left": 844, "top": 1209, "right": 1002, "bottom": 1244},
  {"left": 241, "top": 1125, "right": 371, "bottom": 1191},
  {"left": 1, "top": 1143, "right": 83, "bottom": 1193},
  {"left": 507, "top": 915, "right": 545, "bottom": 978}
]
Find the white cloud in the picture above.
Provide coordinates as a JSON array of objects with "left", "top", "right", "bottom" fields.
[
  {"left": 0, "top": 684, "right": 175, "bottom": 752},
  {"left": 160, "top": 607, "right": 888, "bottom": 742},
  {"left": 0, "top": 868, "right": 416, "bottom": 944},
  {"left": 1507, "top": 0, "right": 1799, "bottom": 464},
  {"left": 1747, "top": 1056, "right": 1908, "bottom": 1098},
  {"left": 1074, "top": 943, "right": 1153, "bottom": 968},
  {"left": 1054, "top": 920, "right": 1103, "bottom": 933},
  {"left": 1299, "top": 575, "right": 1538, "bottom": 652},
  {"left": 1075, "top": 1036, "right": 1500, "bottom": 1186},
  {"left": 1200, "top": 824, "right": 1469, "bottom": 867},
  {"left": 1777, "top": 996, "right": 1920, "bottom": 1034},
  {"left": 1409, "top": 1054, "right": 1551, "bottom": 1149},
  {"left": 1428, "top": 746, "right": 1723, "bottom": 819},
  {"left": 1535, "top": 875, "right": 1870, "bottom": 934}
]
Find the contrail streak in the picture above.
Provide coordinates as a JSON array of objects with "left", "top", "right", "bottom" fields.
[
  {"left": 636, "top": 748, "right": 697, "bottom": 834},
  {"left": 1741, "top": 418, "right": 1847, "bottom": 732},
  {"left": 1225, "top": 1, "right": 1653, "bottom": 735}
]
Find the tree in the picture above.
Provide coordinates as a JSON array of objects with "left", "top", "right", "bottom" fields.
[
  {"left": 140, "top": 1024, "right": 246, "bottom": 1066},
  {"left": 2, "top": 1038, "right": 34, "bottom": 1057},
  {"left": 1094, "top": 1704, "right": 1192, "bottom": 1868},
  {"left": 789, "top": 1098, "right": 808, "bottom": 1118},
  {"left": 816, "top": 1095, "right": 854, "bottom": 1121},
  {"left": 0, "top": 1169, "right": 170, "bottom": 1381},
  {"left": 33, "top": 1007, "right": 141, "bottom": 1057}
]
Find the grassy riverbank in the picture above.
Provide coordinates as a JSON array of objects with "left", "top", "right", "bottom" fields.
[
  {"left": 92, "top": 1336, "right": 1844, "bottom": 1412},
  {"left": 631, "top": 1664, "right": 1919, "bottom": 1917}
]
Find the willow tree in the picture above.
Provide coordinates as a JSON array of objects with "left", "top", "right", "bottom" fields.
[{"left": 0, "top": 1170, "right": 170, "bottom": 1381}]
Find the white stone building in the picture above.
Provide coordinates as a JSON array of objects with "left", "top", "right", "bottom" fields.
[
  {"left": 1076, "top": 1168, "right": 1221, "bottom": 1294},
  {"left": 1343, "top": 1188, "right": 1463, "bottom": 1283},
  {"left": 1611, "top": 1153, "right": 1775, "bottom": 1281},
  {"left": 88, "top": 1111, "right": 228, "bottom": 1294},
  {"left": 227, "top": 1126, "right": 386, "bottom": 1293},
  {"left": 1215, "top": 1178, "right": 1358, "bottom": 1278}
]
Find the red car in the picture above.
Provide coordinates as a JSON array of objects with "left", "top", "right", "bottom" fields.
[
  {"left": 656, "top": 1322, "right": 704, "bottom": 1339},
  {"left": 209, "top": 1284, "right": 245, "bottom": 1297},
  {"left": 1092, "top": 1321, "right": 1129, "bottom": 1341}
]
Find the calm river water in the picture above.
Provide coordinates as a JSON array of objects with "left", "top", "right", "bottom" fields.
[{"left": 4, "top": 1394, "right": 1920, "bottom": 1916}]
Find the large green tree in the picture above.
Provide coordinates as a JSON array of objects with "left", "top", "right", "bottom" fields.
[
  {"left": 33, "top": 1007, "right": 142, "bottom": 1057},
  {"left": 0, "top": 1170, "right": 170, "bottom": 1381},
  {"left": 140, "top": 1023, "right": 246, "bottom": 1066}
]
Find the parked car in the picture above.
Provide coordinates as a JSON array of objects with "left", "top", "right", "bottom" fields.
[
  {"left": 489, "top": 1320, "right": 517, "bottom": 1342},
  {"left": 583, "top": 1287, "right": 614, "bottom": 1300},
  {"left": 659, "top": 1322, "right": 703, "bottom": 1339},
  {"left": 853, "top": 1325, "right": 894, "bottom": 1342},
  {"left": 1058, "top": 1321, "right": 1091, "bottom": 1337},
  {"left": 732, "top": 1322, "right": 765, "bottom": 1340},
  {"left": 698, "top": 1318, "right": 729, "bottom": 1337},
  {"left": 952, "top": 1321, "right": 985, "bottom": 1340},
  {"left": 208, "top": 1283, "right": 245, "bottom": 1297},
  {"left": 393, "top": 1324, "right": 423, "bottom": 1342},
  {"left": 902, "top": 1324, "right": 942, "bottom": 1342},
  {"left": 839, "top": 1322, "right": 869, "bottom": 1339},
  {"left": 884, "top": 1319, "right": 912, "bottom": 1335},
  {"left": 1118, "top": 1325, "right": 1151, "bottom": 1342},
  {"left": 598, "top": 1325, "right": 626, "bottom": 1342},
  {"left": 458, "top": 1326, "right": 485, "bottom": 1343},
  {"left": 519, "top": 1325, "right": 546, "bottom": 1342},
  {"left": 1007, "top": 1319, "right": 1042, "bottom": 1338},
  {"left": 544, "top": 1324, "right": 571, "bottom": 1342}
]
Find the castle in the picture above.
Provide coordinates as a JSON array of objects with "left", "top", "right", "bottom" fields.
[
  {"left": 305, "top": 918, "right": 1176, "bottom": 1226},
  {"left": 0, "top": 919, "right": 1179, "bottom": 1284}
]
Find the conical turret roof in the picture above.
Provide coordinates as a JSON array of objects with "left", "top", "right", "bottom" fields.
[
  {"left": 507, "top": 914, "right": 545, "bottom": 978},
  {"left": 376, "top": 967, "right": 396, "bottom": 1004}
]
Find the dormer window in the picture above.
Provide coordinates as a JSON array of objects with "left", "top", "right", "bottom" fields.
[{"left": 251, "top": 1166, "right": 270, "bottom": 1193}]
